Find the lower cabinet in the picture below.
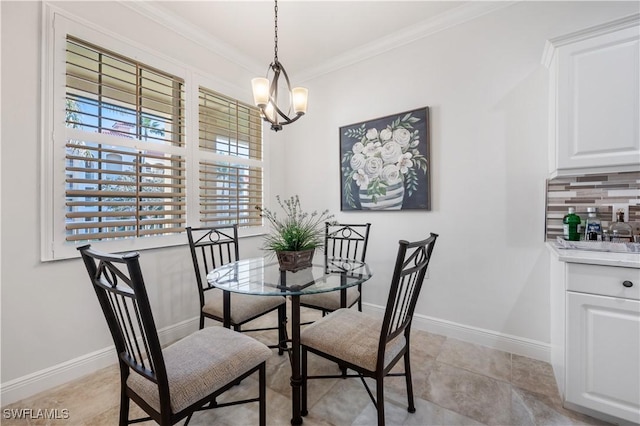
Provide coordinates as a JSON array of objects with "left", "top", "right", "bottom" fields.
[
  {"left": 566, "top": 291, "right": 639, "bottom": 423},
  {"left": 551, "top": 259, "right": 640, "bottom": 424}
]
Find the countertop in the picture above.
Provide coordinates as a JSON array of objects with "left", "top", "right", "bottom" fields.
[{"left": 547, "top": 242, "right": 640, "bottom": 268}]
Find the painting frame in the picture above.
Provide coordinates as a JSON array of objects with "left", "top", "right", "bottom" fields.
[{"left": 339, "top": 107, "right": 430, "bottom": 211}]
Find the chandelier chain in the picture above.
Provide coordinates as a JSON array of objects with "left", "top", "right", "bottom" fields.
[{"left": 273, "top": 0, "right": 279, "bottom": 62}]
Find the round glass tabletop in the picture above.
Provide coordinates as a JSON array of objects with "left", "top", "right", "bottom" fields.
[{"left": 206, "top": 256, "right": 372, "bottom": 296}]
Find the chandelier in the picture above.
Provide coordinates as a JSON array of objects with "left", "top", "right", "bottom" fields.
[{"left": 251, "top": 0, "right": 308, "bottom": 132}]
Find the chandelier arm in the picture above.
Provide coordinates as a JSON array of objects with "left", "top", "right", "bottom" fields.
[
  {"left": 268, "top": 64, "right": 282, "bottom": 126},
  {"left": 259, "top": 106, "right": 302, "bottom": 132},
  {"left": 267, "top": 60, "right": 300, "bottom": 122}
]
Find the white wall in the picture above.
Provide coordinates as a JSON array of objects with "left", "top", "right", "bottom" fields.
[
  {"left": 2, "top": 0, "right": 638, "bottom": 405},
  {"left": 273, "top": 1, "right": 639, "bottom": 350}
]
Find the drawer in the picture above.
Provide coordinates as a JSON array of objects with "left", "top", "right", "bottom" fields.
[{"left": 567, "top": 263, "right": 640, "bottom": 300}]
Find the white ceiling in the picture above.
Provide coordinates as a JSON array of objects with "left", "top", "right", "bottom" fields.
[{"left": 125, "top": 1, "right": 509, "bottom": 79}]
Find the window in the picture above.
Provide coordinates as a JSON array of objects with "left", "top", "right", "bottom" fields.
[
  {"left": 64, "top": 37, "right": 186, "bottom": 243},
  {"left": 43, "top": 10, "right": 265, "bottom": 260},
  {"left": 198, "top": 87, "right": 263, "bottom": 227}
]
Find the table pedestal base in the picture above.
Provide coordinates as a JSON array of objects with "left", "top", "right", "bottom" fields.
[{"left": 290, "top": 295, "right": 303, "bottom": 425}]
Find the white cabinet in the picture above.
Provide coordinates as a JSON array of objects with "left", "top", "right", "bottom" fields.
[
  {"left": 566, "top": 292, "right": 639, "bottom": 423},
  {"left": 550, "top": 254, "right": 640, "bottom": 425},
  {"left": 543, "top": 14, "right": 640, "bottom": 177}
]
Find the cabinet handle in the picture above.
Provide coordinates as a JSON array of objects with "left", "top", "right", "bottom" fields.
[{"left": 622, "top": 280, "right": 633, "bottom": 288}]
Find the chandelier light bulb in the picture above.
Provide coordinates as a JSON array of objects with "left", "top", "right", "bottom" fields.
[
  {"left": 292, "top": 87, "right": 308, "bottom": 115},
  {"left": 251, "top": 78, "right": 270, "bottom": 108}
]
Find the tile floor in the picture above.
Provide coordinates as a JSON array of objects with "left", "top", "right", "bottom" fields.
[{"left": 2, "top": 307, "right": 612, "bottom": 426}]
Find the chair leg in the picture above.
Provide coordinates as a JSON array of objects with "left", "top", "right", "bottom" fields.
[
  {"left": 404, "top": 350, "right": 416, "bottom": 413},
  {"left": 118, "top": 369, "right": 129, "bottom": 426},
  {"left": 118, "top": 391, "right": 129, "bottom": 426},
  {"left": 259, "top": 363, "right": 266, "bottom": 426},
  {"left": 301, "top": 347, "right": 308, "bottom": 416},
  {"left": 199, "top": 313, "right": 205, "bottom": 330},
  {"left": 376, "top": 377, "right": 385, "bottom": 426}
]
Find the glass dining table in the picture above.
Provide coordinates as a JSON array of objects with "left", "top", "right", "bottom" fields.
[{"left": 207, "top": 255, "right": 372, "bottom": 425}]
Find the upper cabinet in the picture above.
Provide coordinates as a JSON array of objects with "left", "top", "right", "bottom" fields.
[{"left": 543, "top": 14, "right": 640, "bottom": 177}]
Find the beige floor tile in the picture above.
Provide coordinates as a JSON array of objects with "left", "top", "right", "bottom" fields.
[
  {"left": 409, "top": 329, "right": 446, "bottom": 359},
  {"left": 304, "top": 377, "right": 372, "bottom": 426},
  {"left": 511, "top": 386, "right": 614, "bottom": 426},
  {"left": 422, "top": 361, "right": 512, "bottom": 425},
  {"left": 436, "top": 338, "right": 512, "bottom": 383},
  {"left": 442, "top": 407, "right": 488, "bottom": 426},
  {"left": 511, "top": 354, "right": 559, "bottom": 398}
]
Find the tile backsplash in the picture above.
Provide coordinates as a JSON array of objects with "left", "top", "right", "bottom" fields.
[{"left": 545, "top": 171, "right": 640, "bottom": 240}]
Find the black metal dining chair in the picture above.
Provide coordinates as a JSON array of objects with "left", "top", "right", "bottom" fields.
[
  {"left": 186, "top": 225, "right": 287, "bottom": 354},
  {"left": 299, "top": 222, "right": 371, "bottom": 315},
  {"left": 300, "top": 233, "right": 438, "bottom": 426},
  {"left": 78, "top": 245, "right": 271, "bottom": 426}
]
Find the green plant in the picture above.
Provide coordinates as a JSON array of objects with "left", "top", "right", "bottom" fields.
[{"left": 257, "top": 195, "right": 334, "bottom": 252}]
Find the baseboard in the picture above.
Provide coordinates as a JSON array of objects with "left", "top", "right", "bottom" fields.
[
  {"left": 362, "top": 303, "right": 551, "bottom": 363},
  {"left": 1, "top": 317, "right": 198, "bottom": 406},
  {"left": 2, "top": 308, "right": 552, "bottom": 406}
]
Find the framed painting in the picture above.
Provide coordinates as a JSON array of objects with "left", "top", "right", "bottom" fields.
[{"left": 340, "top": 107, "right": 430, "bottom": 211}]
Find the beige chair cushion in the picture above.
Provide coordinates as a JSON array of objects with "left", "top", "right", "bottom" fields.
[
  {"left": 127, "top": 326, "right": 272, "bottom": 413},
  {"left": 299, "top": 287, "right": 360, "bottom": 311},
  {"left": 300, "top": 308, "right": 406, "bottom": 372},
  {"left": 203, "top": 288, "right": 285, "bottom": 324}
]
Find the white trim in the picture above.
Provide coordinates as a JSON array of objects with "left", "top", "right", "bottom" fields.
[
  {"left": 40, "top": 4, "right": 268, "bottom": 261},
  {"left": 118, "top": 0, "right": 262, "bottom": 75},
  {"left": 298, "top": 1, "right": 517, "bottom": 82},
  {"left": 362, "top": 303, "right": 551, "bottom": 363},
  {"left": 119, "top": 1, "right": 517, "bottom": 82},
  {"left": 541, "top": 13, "right": 640, "bottom": 68},
  {"left": 0, "top": 346, "right": 117, "bottom": 406},
  {"left": 0, "top": 317, "right": 199, "bottom": 406}
]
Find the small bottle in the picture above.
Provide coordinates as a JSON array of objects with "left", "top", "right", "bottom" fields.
[
  {"left": 584, "top": 207, "right": 602, "bottom": 241},
  {"left": 563, "top": 207, "right": 581, "bottom": 241},
  {"left": 609, "top": 210, "right": 633, "bottom": 242}
]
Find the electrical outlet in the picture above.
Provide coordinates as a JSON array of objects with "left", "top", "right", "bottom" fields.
[{"left": 611, "top": 204, "right": 629, "bottom": 222}]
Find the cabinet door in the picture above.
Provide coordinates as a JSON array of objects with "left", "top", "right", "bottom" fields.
[
  {"left": 566, "top": 291, "right": 640, "bottom": 424},
  {"left": 556, "top": 25, "right": 639, "bottom": 171}
]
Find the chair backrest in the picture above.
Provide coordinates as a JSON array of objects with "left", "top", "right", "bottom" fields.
[
  {"left": 377, "top": 233, "right": 438, "bottom": 367},
  {"left": 324, "top": 222, "right": 371, "bottom": 262},
  {"left": 78, "top": 245, "right": 171, "bottom": 408},
  {"left": 186, "top": 225, "right": 239, "bottom": 307}
]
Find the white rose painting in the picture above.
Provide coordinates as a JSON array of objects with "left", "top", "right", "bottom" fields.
[{"left": 340, "top": 108, "right": 430, "bottom": 211}]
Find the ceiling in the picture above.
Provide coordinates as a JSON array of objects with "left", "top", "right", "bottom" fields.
[{"left": 127, "top": 1, "right": 492, "bottom": 79}]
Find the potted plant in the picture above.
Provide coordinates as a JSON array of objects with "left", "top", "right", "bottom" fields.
[{"left": 257, "top": 195, "right": 334, "bottom": 272}]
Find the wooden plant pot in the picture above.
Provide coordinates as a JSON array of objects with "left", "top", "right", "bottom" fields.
[{"left": 276, "top": 249, "right": 315, "bottom": 272}]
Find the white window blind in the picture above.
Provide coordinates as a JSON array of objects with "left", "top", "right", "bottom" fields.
[
  {"left": 64, "top": 36, "right": 186, "bottom": 242},
  {"left": 198, "top": 87, "right": 263, "bottom": 227}
]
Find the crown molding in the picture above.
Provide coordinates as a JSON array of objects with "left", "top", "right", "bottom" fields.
[
  {"left": 118, "top": 0, "right": 263, "bottom": 74},
  {"left": 297, "top": 1, "right": 518, "bottom": 82},
  {"left": 119, "top": 1, "right": 517, "bottom": 82},
  {"left": 541, "top": 12, "right": 640, "bottom": 68}
]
